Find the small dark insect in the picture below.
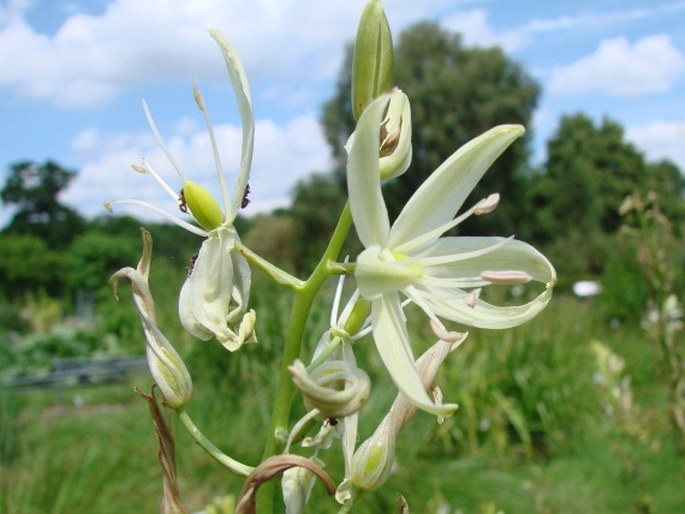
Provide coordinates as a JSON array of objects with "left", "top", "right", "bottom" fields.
[
  {"left": 241, "top": 183, "right": 251, "bottom": 209},
  {"left": 178, "top": 188, "right": 189, "bottom": 213},
  {"left": 326, "top": 417, "right": 339, "bottom": 427},
  {"left": 186, "top": 253, "right": 199, "bottom": 277}
]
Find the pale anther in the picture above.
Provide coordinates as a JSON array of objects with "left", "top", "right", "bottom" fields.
[
  {"left": 465, "top": 288, "right": 481, "bottom": 308},
  {"left": 474, "top": 193, "right": 500, "bottom": 215},
  {"left": 480, "top": 270, "right": 532, "bottom": 285},
  {"left": 430, "top": 319, "right": 465, "bottom": 343}
]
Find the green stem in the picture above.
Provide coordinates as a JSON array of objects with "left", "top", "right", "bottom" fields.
[
  {"left": 177, "top": 409, "right": 254, "bottom": 476},
  {"left": 238, "top": 242, "right": 305, "bottom": 290},
  {"left": 256, "top": 202, "right": 352, "bottom": 514}
]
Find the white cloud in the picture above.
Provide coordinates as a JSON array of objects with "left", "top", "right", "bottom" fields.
[
  {"left": 441, "top": 9, "right": 530, "bottom": 52},
  {"left": 526, "top": 2, "right": 685, "bottom": 33},
  {"left": 626, "top": 119, "right": 685, "bottom": 170},
  {"left": 549, "top": 35, "right": 685, "bottom": 96},
  {"left": 62, "top": 111, "right": 332, "bottom": 220},
  {"left": 0, "top": 0, "right": 378, "bottom": 108}
]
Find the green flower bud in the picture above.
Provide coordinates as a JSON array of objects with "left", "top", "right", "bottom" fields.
[
  {"left": 351, "top": 0, "right": 393, "bottom": 120},
  {"left": 350, "top": 419, "right": 396, "bottom": 491},
  {"left": 343, "top": 298, "right": 370, "bottom": 336},
  {"left": 181, "top": 180, "right": 224, "bottom": 231}
]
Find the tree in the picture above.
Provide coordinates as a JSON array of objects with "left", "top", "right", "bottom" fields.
[
  {"left": 0, "top": 234, "right": 63, "bottom": 298},
  {"left": 322, "top": 22, "right": 540, "bottom": 235},
  {"left": 527, "top": 113, "right": 685, "bottom": 278},
  {"left": 1, "top": 160, "right": 85, "bottom": 248},
  {"left": 531, "top": 114, "right": 685, "bottom": 242}
]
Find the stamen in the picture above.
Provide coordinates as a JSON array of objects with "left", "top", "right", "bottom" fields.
[
  {"left": 432, "top": 385, "right": 445, "bottom": 425},
  {"left": 193, "top": 81, "right": 231, "bottom": 218},
  {"left": 480, "top": 270, "right": 532, "bottom": 285},
  {"left": 474, "top": 193, "right": 499, "bottom": 215},
  {"left": 465, "top": 288, "right": 481, "bottom": 308},
  {"left": 107, "top": 199, "right": 208, "bottom": 238},
  {"left": 417, "top": 236, "right": 513, "bottom": 267},
  {"left": 131, "top": 160, "right": 180, "bottom": 203},
  {"left": 395, "top": 197, "right": 494, "bottom": 254},
  {"left": 331, "top": 271, "right": 347, "bottom": 327},
  {"left": 142, "top": 98, "right": 188, "bottom": 183},
  {"left": 429, "top": 319, "right": 465, "bottom": 343}
]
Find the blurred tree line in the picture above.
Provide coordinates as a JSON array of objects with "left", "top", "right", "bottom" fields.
[{"left": 1, "top": 21, "right": 684, "bottom": 330}]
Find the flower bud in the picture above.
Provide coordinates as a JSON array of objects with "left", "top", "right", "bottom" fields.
[
  {"left": 144, "top": 323, "right": 193, "bottom": 410},
  {"left": 350, "top": 418, "right": 396, "bottom": 491},
  {"left": 342, "top": 298, "right": 371, "bottom": 337},
  {"left": 181, "top": 180, "right": 224, "bottom": 231},
  {"left": 351, "top": 0, "right": 393, "bottom": 120}
]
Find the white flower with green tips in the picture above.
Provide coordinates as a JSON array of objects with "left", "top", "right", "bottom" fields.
[
  {"left": 106, "top": 29, "right": 256, "bottom": 351},
  {"left": 346, "top": 93, "right": 557, "bottom": 417}
]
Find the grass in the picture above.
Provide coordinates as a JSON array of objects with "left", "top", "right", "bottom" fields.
[{"left": 2, "top": 293, "right": 684, "bottom": 514}]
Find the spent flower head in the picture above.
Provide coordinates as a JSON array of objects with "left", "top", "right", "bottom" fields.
[
  {"left": 346, "top": 93, "right": 557, "bottom": 417},
  {"left": 106, "top": 30, "right": 256, "bottom": 351},
  {"left": 110, "top": 229, "right": 192, "bottom": 410}
]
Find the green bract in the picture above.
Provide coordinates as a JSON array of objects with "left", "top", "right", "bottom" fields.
[{"left": 346, "top": 93, "right": 557, "bottom": 416}]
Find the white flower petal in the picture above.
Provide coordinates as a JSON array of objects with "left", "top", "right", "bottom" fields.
[
  {"left": 423, "top": 237, "right": 556, "bottom": 285},
  {"left": 389, "top": 125, "right": 524, "bottom": 249},
  {"left": 346, "top": 94, "right": 392, "bottom": 248},
  {"left": 208, "top": 29, "right": 255, "bottom": 220},
  {"left": 179, "top": 227, "right": 235, "bottom": 342},
  {"left": 372, "top": 293, "right": 458, "bottom": 417},
  {"left": 418, "top": 282, "right": 554, "bottom": 329}
]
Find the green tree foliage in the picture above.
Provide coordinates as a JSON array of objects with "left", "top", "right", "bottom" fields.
[
  {"left": 0, "top": 234, "right": 62, "bottom": 298},
  {"left": 1, "top": 160, "right": 86, "bottom": 248},
  {"left": 530, "top": 114, "right": 685, "bottom": 240},
  {"left": 528, "top": 113, "right": 685, "bottom": 278},
  {"left": 64, "top": 231, "right": 141, "bottom": 293},
  {"left": 321, "top": 22, "right": 540, "bottom": 234}
]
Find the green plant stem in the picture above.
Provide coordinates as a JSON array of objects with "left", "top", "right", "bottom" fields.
[
  {"left": 177, "top": 409, "right": 254, "bottom": 476},
  {"left": 256, "top": 202, "right": 352, "bottom": 514},
  {"left": 238, "top": 242, "right": 306, "bottom": 290}
]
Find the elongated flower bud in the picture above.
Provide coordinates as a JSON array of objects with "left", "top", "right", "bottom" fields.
[
  {"left": 350, "top": 418, "right": 396, "bottom": 491},
  {"left": 351, "top": 0, "right": 393, "bottom": 120}
]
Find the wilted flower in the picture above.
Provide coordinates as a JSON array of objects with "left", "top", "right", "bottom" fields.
[
  {"left": 111, "top": 229, "right": 192, "bottom": 410},
  {"left": 346, "top": 89, "right": 412, "bottom": 181},
  {"left": 346, "top": 93, "right": 556, "bottom": 416},
  {"left": 106, "top": 30, "right": 256, "bottom": 351}
]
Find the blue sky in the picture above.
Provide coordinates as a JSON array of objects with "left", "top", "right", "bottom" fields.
[{"left": 0, "top": 0, "right": 683, "bottom": 226}]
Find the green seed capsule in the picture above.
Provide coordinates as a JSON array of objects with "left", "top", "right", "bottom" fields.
[{"left": 181, "top": 180, "right": 224, "bottom": 231}]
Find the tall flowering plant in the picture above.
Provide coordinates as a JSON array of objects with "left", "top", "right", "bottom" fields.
[{"left": 109, "top": 1, "right": 556, "bottom": 512}]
